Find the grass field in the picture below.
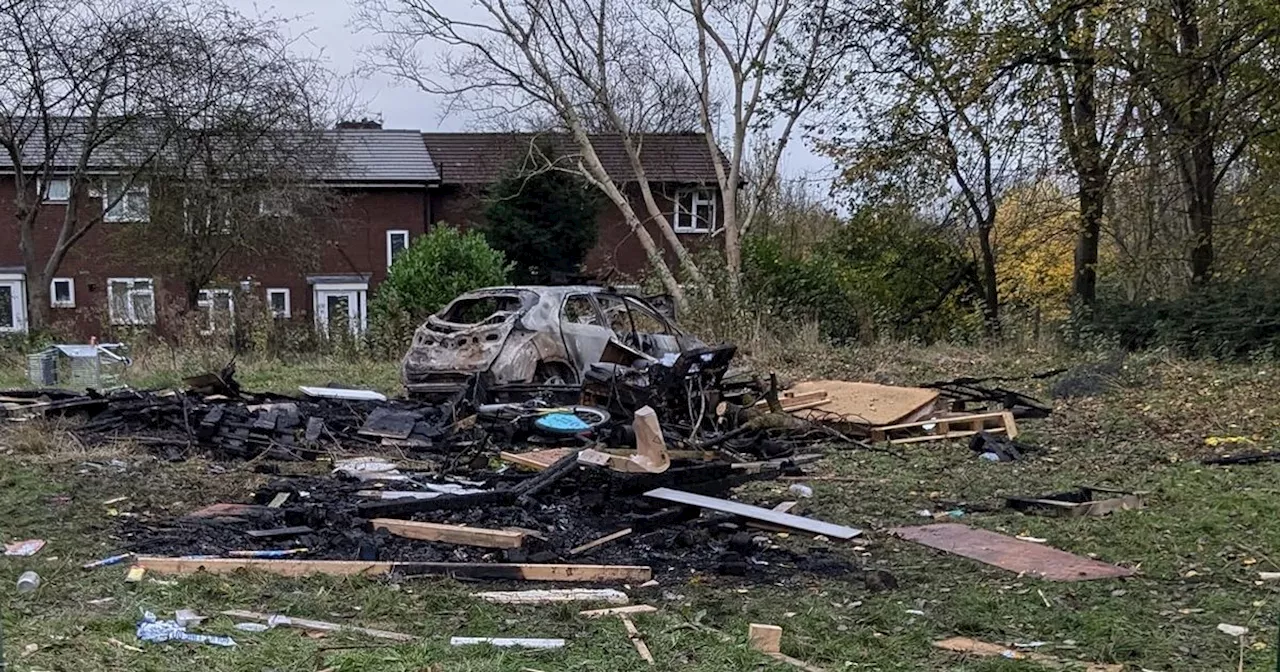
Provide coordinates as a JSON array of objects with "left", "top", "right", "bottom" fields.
[{"left": 2, "top": 344, "right": 1280, "bottom": 670}]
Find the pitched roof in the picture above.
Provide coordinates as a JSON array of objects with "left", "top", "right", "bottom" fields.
[
  {"left": 420, "top": 132, "right": 724, "bottom": 185},
  {"left": 0, "top": 119, "right": 439, "bottom": 184}
]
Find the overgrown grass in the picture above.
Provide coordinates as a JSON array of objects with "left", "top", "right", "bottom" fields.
[{"left": 2, "top": 345, "right": 1280, "bottom": 670}]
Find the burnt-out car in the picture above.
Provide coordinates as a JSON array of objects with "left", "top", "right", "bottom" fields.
[{"left": 401, "top": 286, "right": 705, "bottom": 395}]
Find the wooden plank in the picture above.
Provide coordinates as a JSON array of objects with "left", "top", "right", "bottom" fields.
[
  {"left": 450, "top": 637, "right": 564, "bottom": 649},
  {"left": 891, "top": 524, "right": 1135, "bottom": 581},
  {"left": 568, "top": 528, "right": 633, "bottom": 556},
  {"left": 786, "top": 381, "right": 939, "bottom": 426},
  {"left": 873, "top": 411, "right": 1018, "bottom": 444},
  {"left": 500, "top": 448, "right": 573, "bottom": 471},
  {"left": 267, "top": 492, "right": 289, "bottom": 508},
  {"left": 135, "top": 557, "right": 652, "bottom": 583},
  {"left": 245, "top": 526, "right": 313, "bottom": 539},
  {"left": 580, "top": 604, "right": 658, "bottom": 618},
  {"left": 474, "top": 589, "right": 628, "bottom": 605},
  {"left": 644, "top": 488, "right": 861, "bottom": 539},
  {"left": 748, "top": 624, "right": 782, "bottom": 654},
  {"left": 748, "top": 501, "right": 799, "bottom": 534},
  {"left": 933, "top": 637, "right": 1122, "bottom": 672},
  {"left": 221, "top": 609, "right": 416, "bottom": 642},
  {"left": 755, "top": 390, "right": 829, "bottom": 407},
  {"left": 371, "top": 519, "right": 524, "bottom": 549},
  {"left": 620, "top": 614, "right": 655, "bottom": 664}
]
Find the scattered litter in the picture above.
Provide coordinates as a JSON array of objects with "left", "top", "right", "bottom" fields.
[
  {"left": 1218, "top": 623, "right": 1249, "bottom": 637},
  {"left": 450, "top": 637, "right": 565, "bottom": 649},
  {"left": 136, "top": 612, "right": 236, "bottom": 647},
  {"left": 103, "top": 496, "right": 129, "bottom": 506},
  {"left": 1259, "top": 572, "right": 1280, "bottom": 581},
  {"left": 124, "top": 566, "right": 146, "bottom": 583},
  {"left": 787, "top": 484, "right": 814, "bottom": 499},
  {"left": 1007, "top": 487, "right": 1144, "bottom": 517},
  {"left": 934, "top": 636, "right": 1121, "bottom": 671},
  {"left": 1016, "top": 535, "right": 1049, "bottom": 544},
  {"left": 107, "top": 637, "right": 143, "bottom": 653},
  {"left": 5, "top": 539, "right": 46, "bottom": 556},
  {"left": 16, "top": 571, "right": 40, "bottom": 593},
  {"left": 892, "top": 524, "right": 1135, "bottom": 581},
  {"left": 299, "top": 386, "right": 386, "bottom": 402},
  {"left": 234, "top": 622, "right": 269, "bottom": 632},
  {"left": 174, "top": 609, "right": 204, "bottom": 627},
  {"left": 222, "top": 610, "right": 416, "bottom": 642},
  {"left": 475, "top": 589, "right": 629, "bottom": 605}
]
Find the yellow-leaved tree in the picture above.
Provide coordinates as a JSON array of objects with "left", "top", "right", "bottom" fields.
[{"left": 993, "top": 183, "right": 1078, "bottom": 322}]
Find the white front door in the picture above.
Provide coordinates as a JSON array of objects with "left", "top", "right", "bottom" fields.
[
  {"left": 314, "top": 284, "right": 367, "bottom": 336},
  {"left": 0, "top": 274, "right": 28, "bottom": 334}
]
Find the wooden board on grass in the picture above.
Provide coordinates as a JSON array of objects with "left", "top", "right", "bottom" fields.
[
  {"left": 134, "top": 556, "right": 652, "bottom": 582},
  {"left": 786, "top": 381, "right": 939, "bottom": 426},
  {"left": 371, "top": 519, "right": 524, "bottom": 549}
]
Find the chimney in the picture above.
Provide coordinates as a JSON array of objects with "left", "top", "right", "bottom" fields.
[{"left": 336, "top": 118, "right": 382, "bottom": 130}]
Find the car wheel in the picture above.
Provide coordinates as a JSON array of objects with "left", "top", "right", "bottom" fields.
[{"left": 532, "top": 362, "right": 576, "bottom": 385}]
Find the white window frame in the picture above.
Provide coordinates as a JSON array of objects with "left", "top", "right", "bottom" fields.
[
  {"left": 267, "top": 288, "right": 291, "bottom": 319},
  {"left": 0, "top": 273, "right": 28, "bottom": 334},
  {"left": 106, "top": 277, "right": 156, "bottom": 326},
  {"left": 50, "top": 277, "right": 75, "bottom": 308},
  {"left": 259, "top": 193, "right": 292, "bottom": 217},
  {"left": 196, "top": 288, "right": 235, "bottom": 335},
  {"left": 102, "top": 178, "right": 150, "bottom": 223},
  {"left": 672, "top": 189, "right": 717, "bottom": 234},
  {"left": 39, "top": 177, "right": 71, "bottom": 204},
  {"left": 386, "top": 230, "right": 410, "bottom": 268}
]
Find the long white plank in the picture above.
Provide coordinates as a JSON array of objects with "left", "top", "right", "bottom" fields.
[{"left": 643, "top": 488, "right": 861, "bottom": 539}]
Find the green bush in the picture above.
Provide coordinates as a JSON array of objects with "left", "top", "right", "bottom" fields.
[
  {"left": 741, "top": 207, "right": 980, "bottom": 343},
  {"left": 368, "top": 226, "right": 511, "bottom": 354},
  {"left": 1088, "top": 278, "right": 1280, "bottom": 358}
]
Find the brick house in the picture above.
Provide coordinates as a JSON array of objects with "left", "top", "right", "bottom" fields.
[{"left": 0, "top": 127, "right": 722, "bottom": 339}]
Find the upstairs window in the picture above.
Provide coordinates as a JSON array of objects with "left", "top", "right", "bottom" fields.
[
  {"left": 103, "top": 179, "right": 149, "bottom": 222},
  {"left": 387, "top": 230, "right": 410, "bottom": 268},
  {"left": 40, "top": 178, "right": 70, "bottom": 203},
  {"left": 673, "top": 189, "right": 716, "bottom": 233},
  {"left": 107, "top": 278, "right": 155, "bottom": 325},
  {"left": 259, "top": 193, "right": 292, "bottom": 217}
]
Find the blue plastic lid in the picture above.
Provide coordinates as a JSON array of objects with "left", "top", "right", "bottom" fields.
[{"left": 534, "top": 412, "right": 592, "bottom": 434}]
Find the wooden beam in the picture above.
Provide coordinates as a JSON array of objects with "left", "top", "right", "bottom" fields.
[
  {"left": 568, "top": 528, "right": 633, "bottom": 556},
  {"left": 221, "top": 609, "right": 416, "bottom": 642},
  {"left": 579, "top": 604, "right": 658, "bottom": 618},
  {"left": 620, "top": 614, "right": 655, "bottom": 664},
  {"left": 371, "top": 519, "right": 524, "bottom": 549},
  {"left": 135, "top": 556, "right": 651, "bottom": 583},
  {"left": 473, "top": 589, "right": 628, "bottom": 605},
  {"left": 644, "top": 488, "right": 861, "bottom": 539}
]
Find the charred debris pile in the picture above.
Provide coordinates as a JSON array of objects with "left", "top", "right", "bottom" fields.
[{"left": 1, "top": 353, "right": 1051, "bottom": 584}]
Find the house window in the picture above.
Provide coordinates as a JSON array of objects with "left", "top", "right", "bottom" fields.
[
  {"left": 259, "top": 193, "right": 292, "bottom": 217},
  {"left": 312, "top": 282, "right": 368, "bottom": 336},
  {"left": 50, "top": 278, "right": 75, "bottom": 308},
  {"left": 107, "top": 278, "right": 156, "bottom": 325},
  {"left": 267, "top": 288, "right": 291, "bottom": 319},
  {"left": 387, "top": 230, "right": 410, "bottom": 268},
  {"left": 196, "top": 288, "right": 234, "bottom": 335},
  {"left": 40, "top": 178, "right": 70, "bottom": 203},
  {"left": 103, "top": 179, "right": 149, "bottom": 222},
  {"left": 673, "top": 189, "right": 716, "bottom": 233}
]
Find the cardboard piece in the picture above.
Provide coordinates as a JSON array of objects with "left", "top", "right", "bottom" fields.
[{"left": 891, "top": 524, "right": 1135, "bottom": 581}]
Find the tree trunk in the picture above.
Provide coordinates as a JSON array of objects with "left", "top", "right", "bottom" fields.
[
  {"left": 1186, "top": 135, "right": 1215, "bottom": 286},
  {"left": 1072, "top": 174, "right": 1105, "bottom": 306},
  {"left": 976, "top": 217, "right": 1000, "bottom": 332},
  {"left": 722, "top": 184, "right": 741, "bottom": 294}
]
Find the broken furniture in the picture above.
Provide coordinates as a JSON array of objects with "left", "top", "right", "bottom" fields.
[
  {"left": 1006, "top": 487, "right": 1144, "bottom": 517},
  {"left": 891, "top": 523, "right": 1135, "bottom": 581}
]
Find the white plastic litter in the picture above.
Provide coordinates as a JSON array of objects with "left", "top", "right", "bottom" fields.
[
  {"left": 1218, "top": 623, "right": 1249, "bottom": 637},
  {"left": 788, "top": 484, "right": 814, "bottom": 498},
  {"left": 234, "top": 623, "right": 269, "bottom": 632},
  {"left": 137, "top": 612, "right": 236, "bottom": 647}
]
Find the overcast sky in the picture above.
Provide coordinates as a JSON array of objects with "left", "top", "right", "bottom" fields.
[{"left": 226, "top": 0, "right": 836, "bottom": 191}]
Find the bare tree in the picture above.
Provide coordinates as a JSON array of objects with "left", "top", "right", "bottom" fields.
[
  {"left": 357, "top": 0, "right": 843, "bottom": 305},
  {"left": 0, "top": 0, "right": 332, "bottom": 330}
]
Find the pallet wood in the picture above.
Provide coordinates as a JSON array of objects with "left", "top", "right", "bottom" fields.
[
  {"left": 474, "top": 589, "right": 629, "bottom": 605},
  {"left": 500, "top": 448, "right": 573, "bottom": 471},
  {"left": 135, "top": 557, "right": 652, "bottom": 582},
  {"left": 871, "top": 411, "right": 1018, "bottom": 444},
  {"left": 568, "top": 528, "right": 633, "bottom": 556},
  {"left": 371, "top": 519, "right": 525, "bottom": 549},
  {"left": 580, "top": 604, "right": 658, "bottom": 618},
  {"left": 749, "top": 623, "right": 827, "bottom": 672},
  {"left": 644, "top": 488, "right": 861, "bottom": 539},
  {"left": 620, "top": 614, "right": 655, "bottom": 664},
  {"left": 754, "top": 390, "right": 829, "bottom": 408},
  {"left": 222, "top": 609, "right": 416, "bottom": 642}
]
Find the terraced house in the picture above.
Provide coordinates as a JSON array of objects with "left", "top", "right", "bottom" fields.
[{"left": 0, "top": 124, "right": 724, "bottom": 339}]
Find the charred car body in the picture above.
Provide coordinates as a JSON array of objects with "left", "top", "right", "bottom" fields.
[{"left": 401, "top": 286, "right": 705, "bottom": 396}]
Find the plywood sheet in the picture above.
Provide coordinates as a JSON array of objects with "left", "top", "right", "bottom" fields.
[
  {"left": 788, "top": 380, "right": 939, "bottom": 426},
  {"left": 891, "top": 523, "right": 1134, "bottom": 581}
]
